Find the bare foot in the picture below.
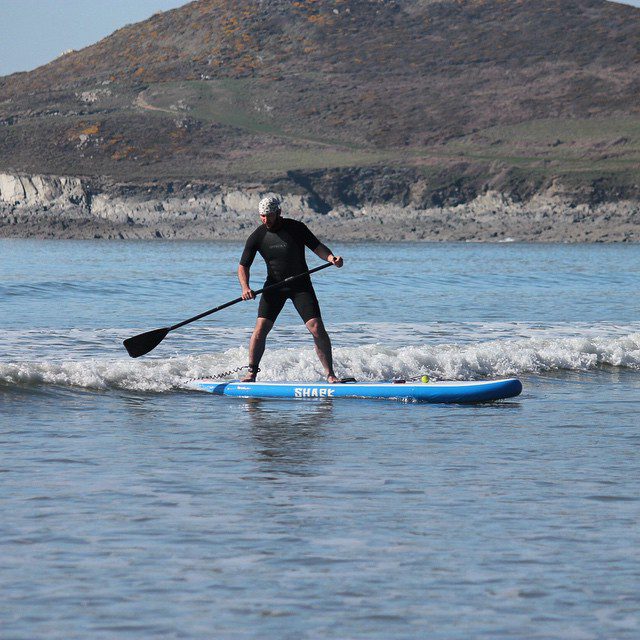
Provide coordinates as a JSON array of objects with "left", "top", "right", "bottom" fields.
[
  {"left": 326, "top": 375, "right": 339, "bottom": 383},
  {"left": 241, "top": 366, "right": 258, "bottom": 382}
]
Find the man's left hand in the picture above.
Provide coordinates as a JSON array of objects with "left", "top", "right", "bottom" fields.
[{"left": 329, "top": 255, "right": 344, "bottom": 268}]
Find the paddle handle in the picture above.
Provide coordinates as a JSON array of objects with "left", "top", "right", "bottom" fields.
[{"left": 168, "top": 262, "right": 333, "bottom": 331}]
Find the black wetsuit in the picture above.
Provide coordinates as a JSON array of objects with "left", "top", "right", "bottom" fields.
[{"left": 239, "top": 218, "right": 323, "bottom": 322}]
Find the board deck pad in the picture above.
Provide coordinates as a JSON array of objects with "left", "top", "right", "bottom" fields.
[{"left": 187, "top": 378, "right": 523, "bottom": 403}]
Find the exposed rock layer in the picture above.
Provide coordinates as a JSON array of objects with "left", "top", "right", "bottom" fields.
[{"left": 1, "top": 172, "right": 638, "bottom": 242}]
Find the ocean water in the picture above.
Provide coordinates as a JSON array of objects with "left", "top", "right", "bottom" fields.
[{"left": 1, "top": 239, "right": 639, "bottom": 639}]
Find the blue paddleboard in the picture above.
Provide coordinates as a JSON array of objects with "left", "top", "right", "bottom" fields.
[{"left": 187, "top": 378, "right": 523, "bottom": 403}]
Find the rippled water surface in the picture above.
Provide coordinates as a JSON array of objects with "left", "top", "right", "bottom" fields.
[{"left": 2, "top": 239, "right": 640, "bottom": 639}]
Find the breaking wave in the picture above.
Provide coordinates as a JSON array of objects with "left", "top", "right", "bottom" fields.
[{"left": 2, "top": 331, "right": 640, "bottom": 393}]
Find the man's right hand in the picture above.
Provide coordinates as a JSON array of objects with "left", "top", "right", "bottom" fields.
[{"left": 242, "top": 288, "right": 256, "bottom": 300}]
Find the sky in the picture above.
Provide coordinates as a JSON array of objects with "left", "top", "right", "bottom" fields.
[
  {"left": 0, "top": 0, "right": 639, "bottom": 78},
  {"left": 0, "top": 0, "right": 188, "bottom": 77}
]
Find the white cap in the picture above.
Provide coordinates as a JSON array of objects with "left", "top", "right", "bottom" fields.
[{"left": 259, "top": 196, "right": 281, "bottom": 216}]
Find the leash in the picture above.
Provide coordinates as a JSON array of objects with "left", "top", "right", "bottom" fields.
[{"left": 207, "top": 364, "right": 260, "bottom": 380}]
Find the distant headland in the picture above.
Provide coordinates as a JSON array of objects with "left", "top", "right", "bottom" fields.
[{"left": 1, "top": 0, "right": 639, "bottom": 240}]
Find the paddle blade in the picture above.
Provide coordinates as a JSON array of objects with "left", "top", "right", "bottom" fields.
[{"left": 123, "top": 327, "right": 170, "bottom": 358}]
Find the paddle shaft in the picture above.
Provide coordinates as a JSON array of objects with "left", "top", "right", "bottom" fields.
[{"left": 168, "top": 262, "right": 333, "bottom": 331}]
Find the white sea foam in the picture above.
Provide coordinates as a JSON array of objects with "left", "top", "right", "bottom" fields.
[{"left": 2, "top": 332, "right": 639, "bottom": 393}]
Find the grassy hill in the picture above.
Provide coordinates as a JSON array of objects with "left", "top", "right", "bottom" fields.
[{"left": 1, "top": 0, "right": 639, "bottom": 204}]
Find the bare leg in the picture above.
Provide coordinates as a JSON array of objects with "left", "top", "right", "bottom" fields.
[
  {"left": 241, "top": 318, "right": 274, "bottom": 381},
  {"left": 305, "top": 317, "right": 338, "bottom": 383}
]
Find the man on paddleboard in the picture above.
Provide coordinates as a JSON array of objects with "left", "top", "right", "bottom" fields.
[{"left": 238, "top": 196, "right": 343, "bottom": 382}]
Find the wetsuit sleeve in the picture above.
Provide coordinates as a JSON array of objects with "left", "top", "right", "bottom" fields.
[
  {"left": 239, "top": 227, "right": 261, "bottom": 267},
  {"left": 294, "top": 221, "right": 321, "bottom": 251}
]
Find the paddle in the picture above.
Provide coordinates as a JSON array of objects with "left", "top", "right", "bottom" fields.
[{"left": 123, "top": 262, "right": 333, "bottom": 358}]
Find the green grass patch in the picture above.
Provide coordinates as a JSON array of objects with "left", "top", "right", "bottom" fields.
[
  {"left": 229, "top": 148, "right": 413, "bottom": 173},
  {"left": 441, "top": 117, "right": 640, "bottom": 177},
  {"left": 142, "top": 79, "right": 363, "bottom": 150},
  {"left": 476, "top": 117, "right": 640, "bottom": 142}
]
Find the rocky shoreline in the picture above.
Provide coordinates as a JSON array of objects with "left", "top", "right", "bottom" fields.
[{"left": 1, "top": 172, "right": 639, "bottom": 242}]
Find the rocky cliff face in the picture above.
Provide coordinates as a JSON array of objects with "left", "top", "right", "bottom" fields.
[
  {"left": 1, "top": 171, "right": 639, "bottom": 242},
  {"left": 0, "top": 173, "right": 87, "bottom": 208},
  {"left": 0, "top": 172, "right": 321, "bottom": 218}
]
